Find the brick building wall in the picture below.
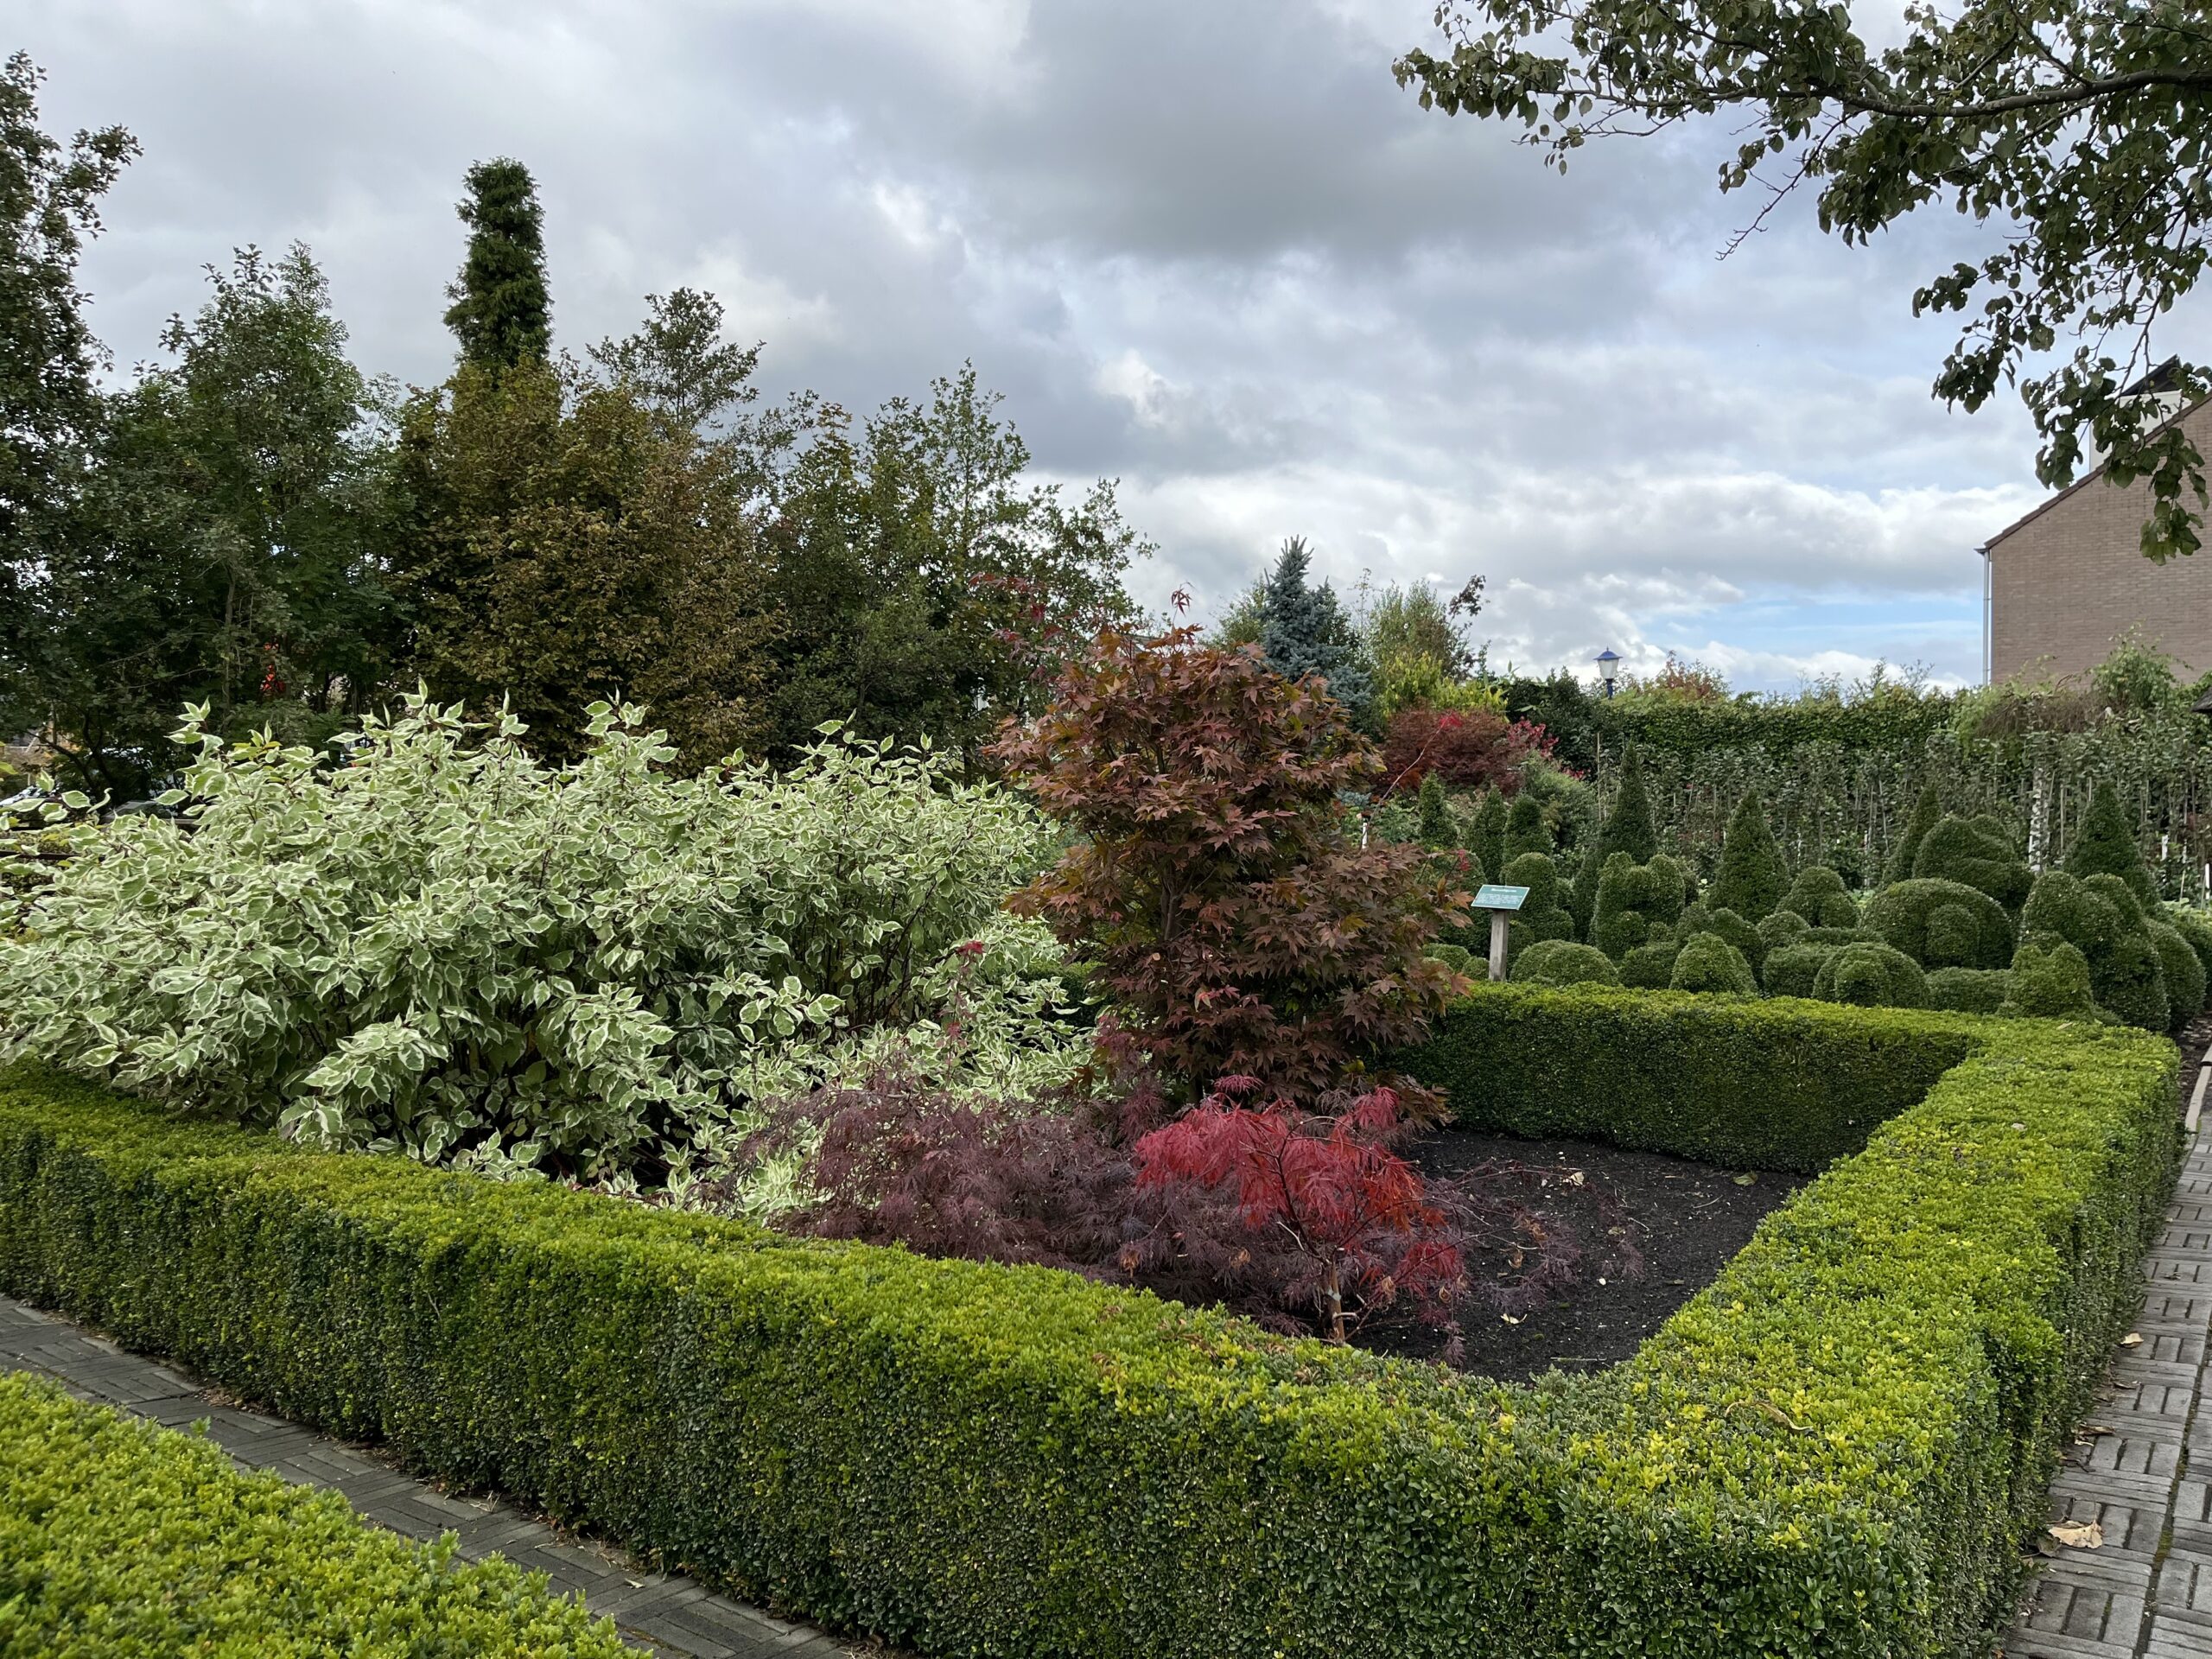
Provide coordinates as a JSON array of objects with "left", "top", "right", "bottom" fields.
[{"left": 1986, "top": 398, "right": 2212, "bottom": 682}]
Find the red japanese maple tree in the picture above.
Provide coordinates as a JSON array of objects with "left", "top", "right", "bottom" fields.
[
  {"left": 988, "top": 627, "right": 1470, "bottom": 1111},
  {"left": 1379, "top": 705, "right": 1554, "bottom": 797}
]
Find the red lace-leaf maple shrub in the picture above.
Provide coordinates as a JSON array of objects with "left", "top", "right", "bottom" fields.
[
  {"left": 988, "top": 627, "right": 1471, "bottom": 1109},
  {"left": 1379, "top": 705, "right": 1555, "bottom": 796}
]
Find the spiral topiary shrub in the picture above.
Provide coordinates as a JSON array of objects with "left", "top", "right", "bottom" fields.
[
  {"left": 1779, "top": 866, "right": 1858, "bottom": 930},
  {"left": 1926, "top": 968, "right": 2012, "bottom": 1016},
  {"left": 1814, "top": 941, "right": 1929, "bottom": 1008},
  {"left": 1761, "top": 941, "right": 1838, "bottom": 1000},
  {"left": 1911, "top": 815, "right": 2032, "bottom": 912},
  {"left": 1590, "top": 852, "right": 1687, "bottom": 960},
  {"left": 1510, "top": 938, "right": 1620, "bottom": 988},
  {"left": 1862, "top": 878, "right": 2017, "bottom": 970},
  {"left": 1669, "top": 931, "right": 1758, "bottom": 995},
  {"left": 2000, "top": 940, "right": 2101, "bottom": 1020}
]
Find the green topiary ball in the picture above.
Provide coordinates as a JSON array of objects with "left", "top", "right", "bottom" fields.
[
  {"left": 2166, "top": 906, "right": 2212, "bottom": 988},
  {"left": 1999, "top": 939, "right": 2099, "bottom": 1020},
  {"left": 1424, "top": 943, "right": 1475, "bottom": 975},
  {"left": 1669, "top": 931, "right": 1758, "bottom": 995},
  {"left": 1510, "top": 938, "right": 1621, "bottom": 988},
  {"left": 1861, "top": 878, "right": 2015, "bottom": 969},
  {"left": 1761, "top": 941, "right": 1837, "bottom": 1000},
  {"left": 1618, "top": 938, "right": 1682, "bottom": 988},
  {"left": 1812, "top": 941, "right": 1929, "bottom": 1008},
  {"left": 1925, "top": 967, "right": 2012, "bottom": 1015},
  {"left": 1758, "top": 908, "right": 1811, "bottom": 950},
  {"left": 1779, "top": 865, "right": 1857, "bottom": 930},
  {"left": 1675, "top": 904, "right": 1764, "bottom": 976}
]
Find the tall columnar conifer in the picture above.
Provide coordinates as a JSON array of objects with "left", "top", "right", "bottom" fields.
[
  {"left": 1573, "top": 746, "right": 1655, "bottom": 934},
  {"left": 1503, "top": 793, "right": 1548, "bottom": 862},
  {"left": 1709, "top": 791, "right": 1785, "bottom": 920},
  {"left": 1885, "top": 783, "right": 1942, "bottom": 885},
  {"left": 1416, "top": 772, "right": 1455, "bottom": 849},
  {"left": 444, "top": 158, "right": 551, "bottom": 370},
  {"left": 1469, "top": 789, "right": 1508, "bottom": 874}
]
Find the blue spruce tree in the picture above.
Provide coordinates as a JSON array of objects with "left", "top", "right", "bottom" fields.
[{"left": 1257, "top": 537, "right": 1371, "bottom": 721}]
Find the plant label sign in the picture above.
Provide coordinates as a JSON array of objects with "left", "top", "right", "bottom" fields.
[{"left": 1470, "top": 887, "right": 1528, "bottom": 982}]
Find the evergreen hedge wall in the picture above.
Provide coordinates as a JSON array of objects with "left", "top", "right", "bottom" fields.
[{"left": 0, "top": 998, "right": 2178, "bottom": 1658}]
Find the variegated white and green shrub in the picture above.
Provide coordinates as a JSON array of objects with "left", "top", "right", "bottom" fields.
[{"left": 0, "top": 696, "right": 1087, "bottom": 1178}]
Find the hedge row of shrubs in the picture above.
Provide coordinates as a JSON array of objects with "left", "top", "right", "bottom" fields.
[
  {"left": 0, "top": 1370, "right": 627, "bottom": 1656},
  {"left": 0, "top": 988, "right": 2177, "bottom": 1659}
]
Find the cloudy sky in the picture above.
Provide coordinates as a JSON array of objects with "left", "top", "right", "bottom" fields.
[{"left": 16, "top": 0, "right": 2099, "bottom": 690}]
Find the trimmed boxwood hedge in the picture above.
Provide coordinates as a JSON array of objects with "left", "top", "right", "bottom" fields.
[
  {"left": 0, "top": 989, "right": 2180, "bottom": 1659},
  {"left": 0, "top": 1370, "right": 627, "bottom": 1656}
]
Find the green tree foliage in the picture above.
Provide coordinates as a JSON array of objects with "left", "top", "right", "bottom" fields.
[
  {"left": 444, "top": 158, "right": 550, "bottom": 371},
  {"left": 1999, "top": 940, "right": 2099, "bottom": 1020},
  {"left": 2020, "top": 870, "right": 2170, "bottom": 1030},
  {"left": 1571, "top": 745, "right": 1656, "bottom": 932},
  {"left": 762, "top": 365, "right": 1146, "bottom": 760},
  {"left": 1862, "top": 878, "right": 2017, "bottom": 970},
  {"left": 11, "top": 248, "right": 397, "bottom": 794},
  {"left": 1398, "top": 3, "right": 2212, "bottom": 562},
  {"left": 0, "top": 698, "right": 1085, "bottom": 1173},
  {"left": 1591, "top": 850, "right": 1687, "bottom": 959},
  {"left": 1762, "top": 941, "right": 1837, "bottom": 1000},
  {"left": 1708, "top": 791, "right": 1785, "bottom": 919},
  {"left": 1911, "top": 814, "right": 2032, "bottom": 911},
  {"left": 1813, "top": 942, "right": 1929, "bottom": 1009},
  {"left": 1925, "top": 968, "right": 2012, "bottom": 1014},
  {"left": 1670, "top": 931, "right": 1758, "bottom": 995},
  {"left": 588, "top": 287, "right": 762, "bottom": 434},
  {"left": 1469, "top": 788, "right": 1508, "bottom": 874},
  {"left": 1503, "top": 792, "right": 1549, "bottom": 861},
  {"left": 1253, "top": 537, "right": 1371, "bottom": 724},
  {"left": 2065, "top": 779, "right": 2158, "bottom": 906},
  {"left": 0, "top": 54, "right": 135, "bottom": 761},
  {"left": 1779, "top": 867, "right": 1857, "bottom": 929},
  {"left": 1358, "top": 577, "right": 1485, "bottom": 722},
  {"left": 1886, "top": 783, "right": 1944, "bottom": 884},
  {"left": 393, "top": 359, "right": 774, "bottom": 770},
  {"left": 1501, "top": 849, "right": 1576, "bottom": 957},
  {"left": 1510, "top": 938, "right": 1618, "bottom": 987},
  {"left": 1416, "top": 772, "right": 1456, "bottom": 849}
]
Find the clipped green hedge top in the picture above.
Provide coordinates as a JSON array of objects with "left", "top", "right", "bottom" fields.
[
  {"left": 0, "top": 1370, "right": 629, "bottom": 1657},
  {"left": 0, "top": 986, "right": 2179, "bottom": 1659}
]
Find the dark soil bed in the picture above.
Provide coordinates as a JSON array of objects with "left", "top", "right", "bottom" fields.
[{"left": 1363, "top": 1129, "right": 1809, "bottom": 1383}]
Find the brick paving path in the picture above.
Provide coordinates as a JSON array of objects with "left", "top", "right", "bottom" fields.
[
  {"left": 2009, "top": 1087, "right": 2212, "bottom": 1659},
  {"left": 0, "top": 1298, "right": 864, "bottom": 1659}
]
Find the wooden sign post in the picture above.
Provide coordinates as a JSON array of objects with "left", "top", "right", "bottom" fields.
[{"left": 1471, "top": 883, "right": 1529, "bottom": 982}]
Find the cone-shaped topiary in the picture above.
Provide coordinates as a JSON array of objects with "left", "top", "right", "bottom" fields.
[
  {"left": 1469, "top": 790, "right": 1509, "bottom": 880},
  {"left": 1503, "top": 794, "right": 1549, "bottom": 862},
  {"left": 1669, "top": 931, "right": 1758, "bottom": 995},
  {"left": 1510, "top": 938, "right": 1620, "bottom": 988},
  {"left": 1591, "top": 851, "right": 1687, "bottom": 959},
  {"left": 1618, "top": 938, "right": 1681, "bottom": 988},
  {"left": 1500, "top": 851, "right": 1576, "bottom": 958},
  {"left": 1925, "top": 967, "right": 2012, "bottom": 1014},
  {"left": 1778, "top": 866, "right": 1858, "bottom": 929},
  {"left": 1999, "top": 939, "right": 2099, "bottom": 1020},
  {"left": 2149, "top": 922, "right": 2206, "bottom": 1026},
  {"left": 1708, "top": 791, "right": 1786, "bottom": 920},
  {"left": 1861, "top": 878, "right": 2016, "bottom": 969},
  {"left": 1885, "top": 783, "right": 1942, "bottom": 884},
  {"left": 1911, "top": 814, "right": 2032, "bottom": 912},
  {"left": 1812, "top": 941, "right": 1928, "bottom": 1008},
  {"left": 1417, "top": 773, "right": 1456, "bottom": 849},
  {"left": 1762, "top": 941, "right": 1838, "bottom": 1000},
  {"left": 1571, "top": 747, "right": 1656, "bottom": 932},
  {"left": 2065, "top": 780, "right": 2157, "bottom": 906},
  {"left": 1757, "top": 909, "right": 1812, "bottom": 950},
  {"left": 2020, "top": 870, "right": 2169, "bottom": 1030}
]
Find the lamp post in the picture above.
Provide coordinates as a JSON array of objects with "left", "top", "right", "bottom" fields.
[{"left": 1595, "top": 649, "right": 1620, "bottom": 698}]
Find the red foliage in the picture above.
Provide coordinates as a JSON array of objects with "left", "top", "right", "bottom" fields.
[
  {"left": 1379, "top": 706, "right": 1554, "bottom": 796},
  {"left": 1133, "top": 1078, "right": 1462, "bottom": 1342},
  {"left": 988, "top": 628, "right": 1470, "bottom": 1109}
]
